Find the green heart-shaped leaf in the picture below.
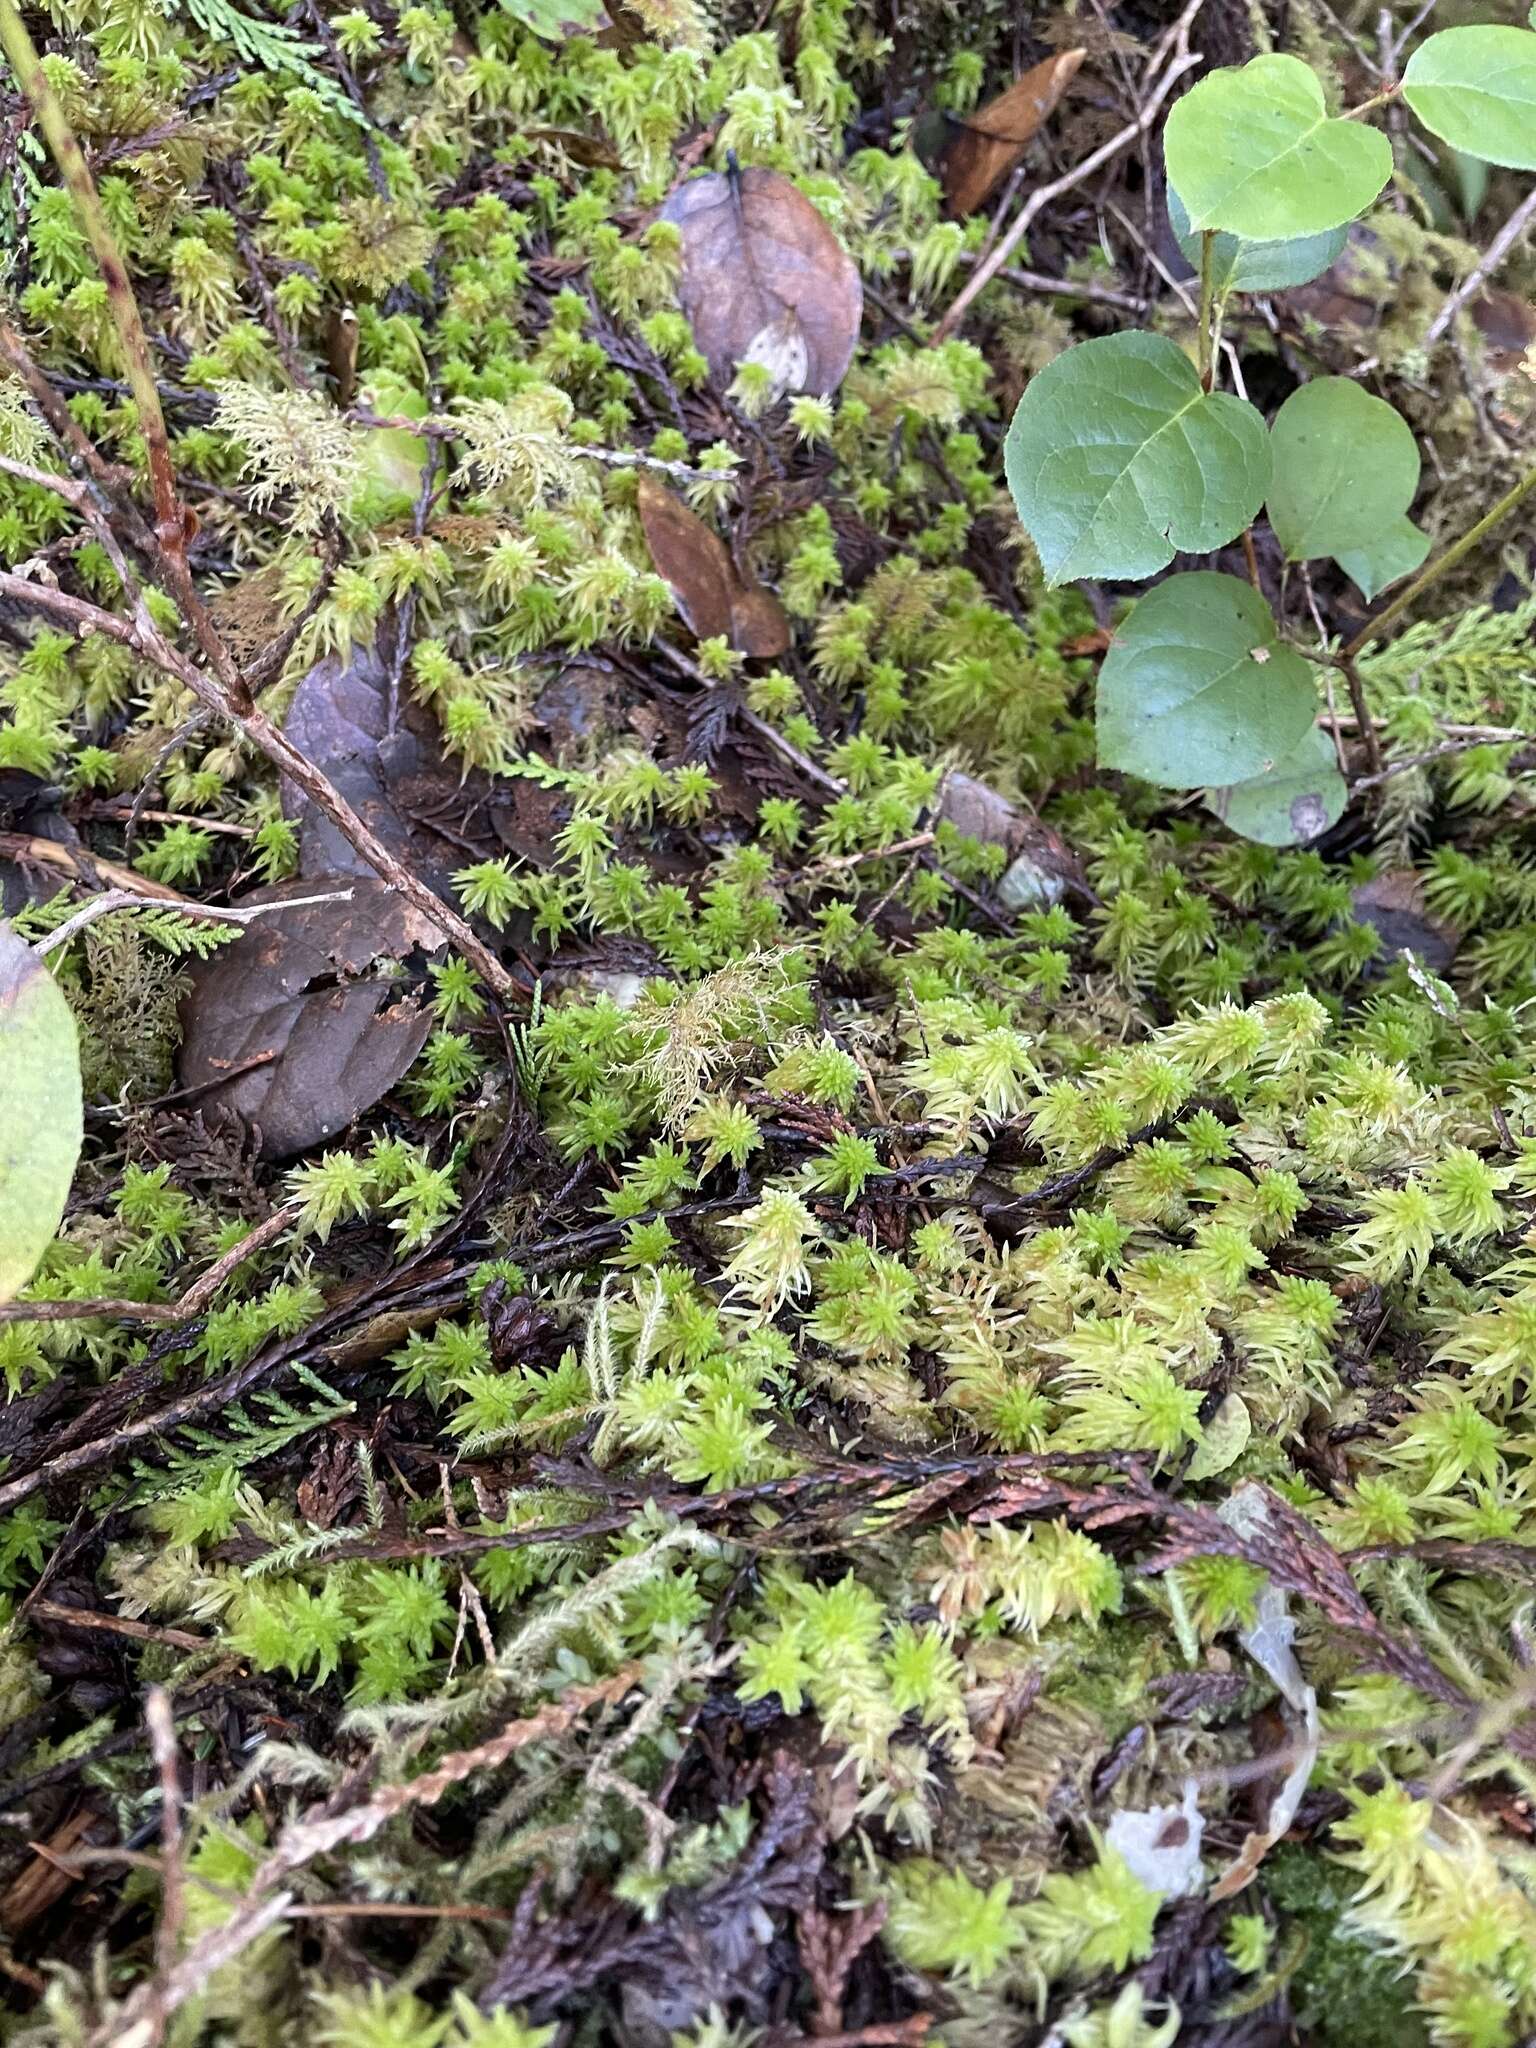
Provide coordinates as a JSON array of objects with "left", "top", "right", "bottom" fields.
[
  {"left": 0, "top": 922, "right": 82, "bottom": 1305},
  {"left": 1404, "top": 27, "right": 1536, "bottom": 170},
  {"left": 1098, "top": 572, "right": 1317, "bottom": 789},
  {"left": 1165, "top": 54, "right": 1392, "bottom": 240},
  {"left": 1167, "top": 186, "right": 1346, "bottom": 294},
  {"left": 1335, "top": 516, "right": 1431, "bottom": 603},
  {"left": 1266, "top": 377, "right": 1419, "bottom": 561},
  {"left": 1004, "top": 332, "right": 1269, "bottom": 586},
  {"left": 1207, "top": 724, "right": 1347, "bottom": 846}
]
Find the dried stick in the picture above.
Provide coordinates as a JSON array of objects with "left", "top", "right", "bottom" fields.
[
  {"left": 929, "top": 2, "right": 1204, "bottom": 344},
  {"left": 1338, "top": 654, "right": 1385, "bottom": 780},
  {"left": 1424, "top": 185, "right": 1536, "bottom": 351},
  {"left": 0, "top": 1204, "right": 299, "bottom": 1328},
  {"left": 33, "top": 888, "right": 351, "bottom": 958},
  {"left": 144, "top": 1690, "right": 185, "bottom": 2048},
  {"left": 27, "top": 1604, "right": 208, "bottom": 1652},
  {"left": 0, "top": 830, "right": 190, "bottom": 903},
  {"left": 0, "top": 559, "right": 518, "bottom": 1001}
]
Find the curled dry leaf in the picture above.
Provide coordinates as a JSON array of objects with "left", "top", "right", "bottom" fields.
[
  {"left": 0, "top": 921, "right": 82, "bottom": 1304},
  {"left": 659, "top": 166, "right": 862, "bottom": 398},
  {"left": 281, "top": 640, "right": 487, "bottom": 891},
  {"left": 941, "top": 50, "right": 1086, "bottom": 217},
  {"left": 636, "top": 477, "right": 790, "bottom": 657},
  {"left": 177, "top": 876, "right": 442, "bottom": 1160}
]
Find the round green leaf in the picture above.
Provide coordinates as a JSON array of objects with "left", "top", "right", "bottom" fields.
[
  {"left": 0, "top": 922, "right": 82, "bottom": 1304},
  {"left": 1403, "top": 27, "right": 1536, "bottom": 171},
  {"left": 1266, "top": 377, "right": 1419, "bottom": 562},
  {"left": 1097, "top": 571, "right": 1317, "bottom": 789},
  {"left": 1207, "top": 723, "right": 1347, "bottom": 845},
  {"left": 1167, "top": 186, "right": 1346, "bottom": 294},
  {"left": 1335, "top": 515, "right": 1430, "bottom": 603},
  {"left": 1164, "top": 54, "right": 1392, "bottom": 240},
  {"left": 1004, "top": 332, "right": 1269, "bottom": 587}
]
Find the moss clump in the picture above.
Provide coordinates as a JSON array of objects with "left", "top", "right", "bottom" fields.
[{"left": 1264, "top": 1844, "right": 1430, "bottom": 2048}]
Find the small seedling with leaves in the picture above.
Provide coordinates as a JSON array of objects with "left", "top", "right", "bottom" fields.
[{"left": 1004, "top": 25, "right": 1536, "bottom": 844}]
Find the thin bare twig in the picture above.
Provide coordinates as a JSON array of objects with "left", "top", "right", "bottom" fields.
[
  {"left": 0, "top": 830, "right": 191, "bottom": 903},
  {"left": 997, "top": 266, "right": 1148, "bottom": 315},
  {"left": 28, "top": 1604, "right": 209, "bottom": 1652},
  {"left": 1424, "top": 185, "right": 1536, "bottom": 350},
  {"left": 1338, "top": 655, "right": 1386, "bottom": 781},
  {"left": 0, "top": 1205, "right": 300, "bottom": 1328},
  {"left": 930, "top": 2, "right": 1204, "bottom": 343},
  {"left": 345, "top": 410, "right": 736, "bottom": 482},
  {"left": 33, "top": 888, "right": 352, "bottom": 958},
  {"left": 91, "top": 1671, "right": 644, "bottom": 2048},
  {"left": 145, "top": 1690, "right": 185, "bottom": 2048},
  {"left": 1349, "top": 731, "right": 1535, "bottom": 791},
  {"left": 0, "top": 560, "right": 521, "bottom": 1002}
]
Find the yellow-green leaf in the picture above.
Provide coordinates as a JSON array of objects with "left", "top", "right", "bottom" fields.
[
  {"left": 1403, "top": 27, "right": 1536, "bottom": 171},
  {"left": 0, "top": 922, "right": 82, "bottom": 1304},
  {"left": 1165, "top": 55, "right": 1391, "bottom": 240},
  {"left": 1187, "top": 1394, "right": 1252, "bottom": 1481}
]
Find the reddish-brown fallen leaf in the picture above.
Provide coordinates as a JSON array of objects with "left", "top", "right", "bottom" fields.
[
  {"left": 637, "top": 477, "right": 790, "bottom": 657},
  {"left": 177, "top": 876, "right": 441, "bottom": 1159},
  {"left": 941, "top": 51, "right": 1085, "bottom": 217},
  {"left": 659, "top": 166, "right": 862, "bottom": 398}
]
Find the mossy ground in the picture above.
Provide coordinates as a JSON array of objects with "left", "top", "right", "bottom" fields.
[{"left": 1, "top": 0, "right": 1536, "bottom": 2044}]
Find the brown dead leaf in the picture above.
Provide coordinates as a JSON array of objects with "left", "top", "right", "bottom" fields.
[
  {"left": 177, "top": 876, "right": 441, "bottom": 1159},
  {"left": 659, "top": 166, "right": 862, "bottom": 398},
  {"left": 1472, "top": 289, "right": 1536, "bottom": 379},
  {"left": 1350, "top": 869, "right": 1459, "bottom": 974},
  {"left": 941, "top": 51, "right": 1085, "bottom": 217},
  {"left": 636, "top": 477, "right": 790, "bottom": 656},
  {"left": 281, "top": 641, "right": 493, "bottom": 892}
]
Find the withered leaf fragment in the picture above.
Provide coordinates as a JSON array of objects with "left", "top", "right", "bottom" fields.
[
  {"left": 281, "top": 642, "right": 480, "bottom": 893},
  {"left": 941, "top": 51, "right": 1085, "bottom": 217},
  {"left": 659, "top": 165, "right": 862, "bottom": 398},
  {"left": 637, "top": 477, "right": 790, "bottom": 657},
  {"left": 177, "top": 877, "right": 442, "bottom": 1160}
]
